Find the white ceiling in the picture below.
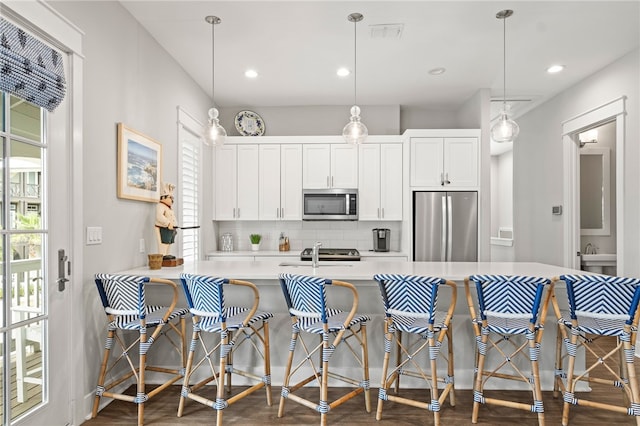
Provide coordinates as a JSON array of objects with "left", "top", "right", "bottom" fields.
[{"left": 120, "top": 1, "right": 639, "bottom": 125}]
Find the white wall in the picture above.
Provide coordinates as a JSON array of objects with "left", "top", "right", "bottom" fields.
[
  {"left": 514, "top": 49, "right": 639, "bottom": 275},
  {"left": 49, "top": 0, "right": 212, "bottom": 412}
]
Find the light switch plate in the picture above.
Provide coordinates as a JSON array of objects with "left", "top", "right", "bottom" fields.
[
  {"left": 86, "top": 226, "right": 102, "bottom": 245},
  {"left": 552, "top": 205, "right": 563, "bottom": 215}
]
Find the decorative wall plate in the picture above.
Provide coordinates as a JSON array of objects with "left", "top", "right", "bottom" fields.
[{"left": 234, "top": 110, "right": 265, "bottom": 136}]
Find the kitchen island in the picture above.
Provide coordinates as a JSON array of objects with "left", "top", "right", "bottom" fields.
[{"left": 116, "top": 260, "right": 582, "bottom": 390}]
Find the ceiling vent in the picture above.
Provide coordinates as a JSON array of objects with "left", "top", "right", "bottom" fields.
[{"left": 369, "top": 23, "right": 404, "bottom": 39}]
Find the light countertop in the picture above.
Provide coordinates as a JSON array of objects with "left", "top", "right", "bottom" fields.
[{"left": 117, "top": 260, "right": 580, "bottom": 282}]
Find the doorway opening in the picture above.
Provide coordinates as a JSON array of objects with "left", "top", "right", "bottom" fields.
[{"left": 562, "top": 97, "right": 625, "bottom": 275}]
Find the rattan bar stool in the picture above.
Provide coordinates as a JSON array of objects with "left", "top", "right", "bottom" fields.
[
  {"left": 278, "top": 273, "right": 371, "bottom": 426},
  {"left": 177, "top": 273, "right": 273, "bottom": 425},
  {"left": 374, "top": 273, "right": 457, "bottom": 426},
  {"left": 551, "top": 274, "right": 640, "bottom": 425},
  {"left": 464, "top": 274, "right": 553, "bottom": 425},
  {"left": 92, "top": 274, "right": 188, "bottom": 426}
]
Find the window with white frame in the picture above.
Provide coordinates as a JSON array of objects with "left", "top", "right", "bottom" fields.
[{"left": 179, "top": 124, "right": 201, "bottom": 261}]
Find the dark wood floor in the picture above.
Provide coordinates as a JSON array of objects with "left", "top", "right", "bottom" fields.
[
  {"left": 83, "top": 336, "right": 639, "bottom": 425},
  {"left": 83, "top": 381, "right": 638, "bottom": 425}
]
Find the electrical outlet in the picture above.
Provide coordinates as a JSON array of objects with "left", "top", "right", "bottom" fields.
[{"left": 139, "top": 238, "right": 145, "bottom": 253}]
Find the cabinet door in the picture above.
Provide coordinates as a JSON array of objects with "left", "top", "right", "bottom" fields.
[
  {"left": 444, "top": 137, "right": 478, "bottom": 187},
  {"left": 302, "top": 144, "right": 331, "bottom": 188},
  {"left": 236, "top": 144, "right": 259, "bottom": 220},
  {"left": 358, "top": 144, "right": 381, "bottom": 220},
  {"left": 410, "top": 137, "right": 444, "bottom": 187},
  {"left": 380, "top": 143, "right": 403, "bottom": 220},
  {"left": 259, "top": 145, "right": 281, "bottom": 220},
  {"left": 280, "top": 144, "right": 302, "bottom": 220},
  {"left": 331, "top": 144, "right": 358, "bottom": 188},
  {"left": 215, "top": 145, "right": 237, "bottom": 220}
]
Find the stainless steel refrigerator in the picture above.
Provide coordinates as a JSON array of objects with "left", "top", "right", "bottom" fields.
[{"left": 413, "top": 191, "right": 478, "bottom": 261}]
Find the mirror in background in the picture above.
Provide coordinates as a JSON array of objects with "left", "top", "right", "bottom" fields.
[{"left": 580, "top": 146, "right": 610, "bottom": 235}]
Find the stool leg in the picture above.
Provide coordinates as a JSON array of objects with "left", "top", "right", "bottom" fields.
[
  {"left": 361, "top": 324, "right": 371, "bottom": 413},
  {"left": 562, "top": 328, "right": 579, "bottom": 426},
  {"left": 92, "top": 327, "right": 115, "bottom": 418},
  {"left": 177, "top": 327, "right": 199, "bottom": 417},
  {"left": 472, "top": 328, "right": 488, "bottom": 424},
  {"left": 320, "top": 331, "right": 330, "bottom": 426},
  {"left": 529, "top": 328, "right": 545, "bottom": 426},
  {"left": 429, "top": 328, "right": 441, "bottom": 426},
  {"left": 263, "top": 321, "right": 273, "bottom": 406},
  {"left": 217, "top": 327, "right": 229, "bottom": 426},
  {"left": 138, "top": 326, "right": 147, "bottom": 426},
  {"left": 446, "top": 324, "right": 455, "bottom": 407},
  {"left": 376, "top": 320, "right": 393, "bottom": 420},
  {"left": 278, "top": 323, "right": 298, "bottom": 418}
]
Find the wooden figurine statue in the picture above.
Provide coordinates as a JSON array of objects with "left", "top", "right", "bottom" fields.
[{"left": 155, "top": 182, "right": 177, "bottom": 259}]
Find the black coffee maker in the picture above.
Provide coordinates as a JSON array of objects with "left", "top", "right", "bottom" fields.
[{"left": 372, "top": 228, "right": 390, "bottom": 252}]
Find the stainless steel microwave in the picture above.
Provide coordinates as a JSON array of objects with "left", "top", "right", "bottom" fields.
[{"left": 302, "top": 188, "right": 358, "bottom": 220}]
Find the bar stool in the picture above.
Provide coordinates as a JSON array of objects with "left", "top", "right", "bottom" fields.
[
  {"left": 551, "top": 274, "right": 640, "bottom": 425},
  {"left": 373, "top": 273, "right": 457, "bottom": 425},
  {"left": 464, "top": 274, "right": 553, "bottom": 425},
  {"left": 92, "top": 274, "right": 188, "bottom": 426},
  {"left": 278, "top": 273, "right": 371, "bottom": 426},
  {"left": 177, "top": 273, "right": 273, "bottom": 425}
]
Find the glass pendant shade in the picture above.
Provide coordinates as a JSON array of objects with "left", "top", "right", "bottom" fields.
[
  {"left": 491, "top": 110, "right": 519, "bottom": 143},
  {"left": 342, "top": 105, "right": 368, "bottom": 144},
  {"left": 204, "top": 107, "right": 226, "bottom": 146}
]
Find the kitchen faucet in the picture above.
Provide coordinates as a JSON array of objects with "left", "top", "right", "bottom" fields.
[
  {"left": 312, "top": 241, "right": 322, "bottom": 268},
  {"left": 584, "top": 242, "right": 597, "bottom": 254}
]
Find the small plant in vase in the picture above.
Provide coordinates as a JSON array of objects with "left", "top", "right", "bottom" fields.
[{"left": 250, "top": 234, "right": 262, "bottom": 251}]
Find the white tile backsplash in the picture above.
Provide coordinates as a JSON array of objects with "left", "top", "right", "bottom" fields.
[{"left": 215, "top": 220, "right": 403, "bottom": 252}]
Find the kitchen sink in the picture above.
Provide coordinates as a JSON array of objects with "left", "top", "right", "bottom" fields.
[{"left": 278, "top": 262, "right": 352, "bottom": 267}]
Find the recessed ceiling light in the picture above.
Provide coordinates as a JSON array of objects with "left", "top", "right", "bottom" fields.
[
  {"left": 337, "top": 67, "right": 350, "bottom": 77},
  {"left": 245, "top": 69, "right": 258, "bottom": 78},
  {"left": 428, "top": 67, "right": 446, "bottom": 75},
  {"left": 547, "top": 64, "right": 565, "bottom": 74}
]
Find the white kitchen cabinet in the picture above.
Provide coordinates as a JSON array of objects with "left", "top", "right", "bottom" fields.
[
  {"left": 259, "top": 144, "right": 302, "bottom": 220},
  {"left": 410, "top": 137, "right": 478, "bottom": 188},
  {"left": 302, "top": 144, "right": 358, "bottom": 189},
  {"left": 358, "top": 143, "right": 403, "bottom": 220},
  {"left": 215, "top": 144, "right": 259, "bottom": 220}
]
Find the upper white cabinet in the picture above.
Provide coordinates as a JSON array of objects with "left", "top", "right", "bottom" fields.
[
  {"left": 215, "top": 144, "right": 259, "bottom": 220},
  {"left": 410, "top": 136, "right": 478, "bottom": 188},
  {"left": 302, "top": 144, "right": 358, "bottom": 189},
  {"left": 259, "top": 144, "right": 302, "bottom": 220},
  {"left": 358, "top": 143, "right": 403, "bottom": 220}
]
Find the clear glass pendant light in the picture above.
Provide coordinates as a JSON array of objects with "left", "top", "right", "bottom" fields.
[
  {"left": 204, "top": 15, "right": 226, "bottom": 146},
  {"left": 342, "top": 13, "right": 368, "bottom": 144},
  {"left": 490, "top": 9, "right": 519, "bottom": 143}
]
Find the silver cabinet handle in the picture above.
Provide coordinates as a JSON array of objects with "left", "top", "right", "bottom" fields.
[
  {"left": 444, "top": 172, "right": 451, "bottom": 185},
  {"left": 377, "top": 207, "right": 380, "bottom": 218},
  {"left": 382, "top": 207, "right": 385, "bottom": 218},
  {"left": 331, "top": 176, "right": 334, "bottom": 187},
  {"left": 237, "top": 208, "right": 240, "bottom": 218},
  {"left": 440, "top": 172, "right": 444, "bottom": 186},
  {"left": 276, "top": 208, "right": 280, "bottom": 218},
  {"left": 281, "top": 207, "right": 284, "bottom": 217},
  {"left": 233, "top": 208, "right": 236, "bottom": 218}
]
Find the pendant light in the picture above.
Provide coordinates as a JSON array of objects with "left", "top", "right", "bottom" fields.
[
  {"left": 204, "top": 15, "right": 226, "bottom": 146},
  {"left": 490, "top": 9, "right": 520, "bottom": 143},
  {"left": 342, "top": 12, "right": 368, "bottom": 144}
]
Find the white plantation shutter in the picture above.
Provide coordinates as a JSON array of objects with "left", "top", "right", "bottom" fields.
[{"left": 179, "top": 124, "right": 201, "bottom": 261}]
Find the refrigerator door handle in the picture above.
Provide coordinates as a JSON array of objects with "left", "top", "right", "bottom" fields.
[
  {"left": 441, "top": 195, "right": 447, "bottom": 261},
  {"left": 447, "top": 195, "right": 453, "bottom": 260}
]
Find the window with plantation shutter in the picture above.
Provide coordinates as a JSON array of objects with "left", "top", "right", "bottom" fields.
[{"left": 179, "top": 123, "right": 201, "bottom": 261}]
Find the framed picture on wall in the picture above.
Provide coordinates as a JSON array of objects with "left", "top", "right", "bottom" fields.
[{"left": 117, "top": 123, "right": 163, "bottom": 202}]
